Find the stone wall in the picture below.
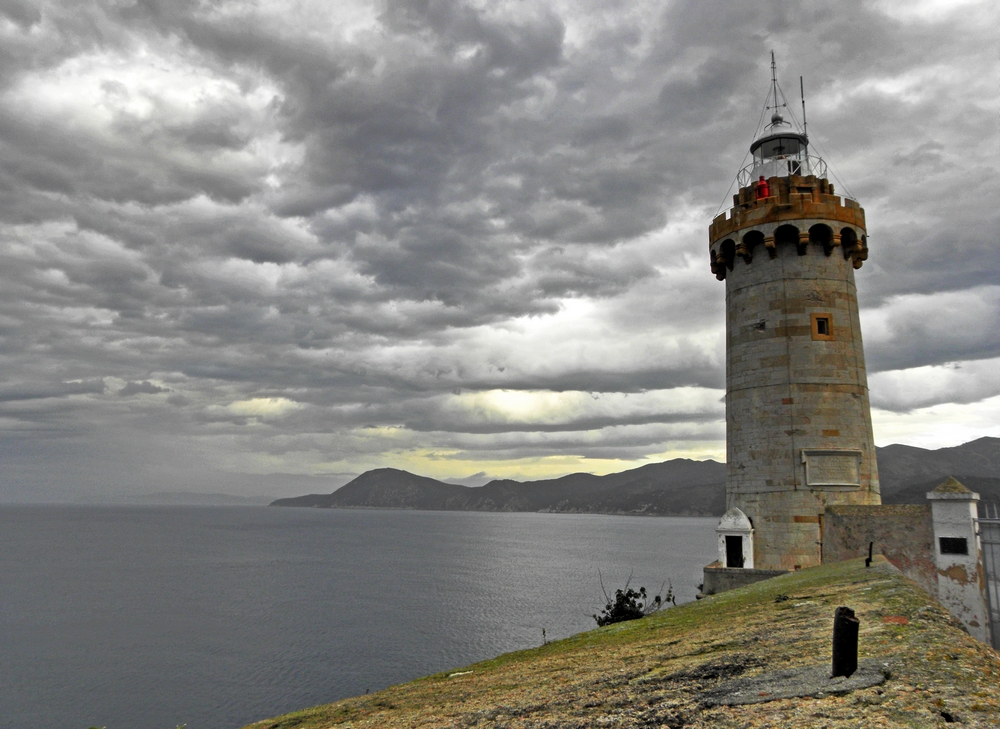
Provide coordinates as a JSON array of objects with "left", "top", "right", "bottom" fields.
[
  {"left": 822, "top": 504, "right": 936, "bottom": 595},
  {"left": 701, "top": 561, "right": 788, "bottom": 596}
]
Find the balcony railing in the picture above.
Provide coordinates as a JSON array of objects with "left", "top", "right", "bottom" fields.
[{"left": 738, "top": 155, "right": 828, "bottom": 187}]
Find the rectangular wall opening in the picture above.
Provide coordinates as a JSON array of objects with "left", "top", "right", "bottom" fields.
[
  {"left": 725, "top": 535, "right": 744, "bottom": 568},
  {"left": 939, "top": 537, "right": 969, "bottom": 556},
  {"left": 811, "top": 312, "right": 834, "bottom": 340}
]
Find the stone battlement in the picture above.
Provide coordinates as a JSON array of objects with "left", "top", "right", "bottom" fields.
[{"left": 709, "top": 176, "right": 868, "bottom": 279}]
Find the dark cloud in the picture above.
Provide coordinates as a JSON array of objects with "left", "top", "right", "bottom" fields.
[
  {"left": 119, "top": 380, "right": 169, "bottom": 396},
  {"left": 0, "top": 0, "right": 41, "bottom": 28},
  {"left": 0, "top": 379, "right": 106, "bottom": 402},
  {"left": 0, "top": 0, "right": 995, "bottom": 500}
]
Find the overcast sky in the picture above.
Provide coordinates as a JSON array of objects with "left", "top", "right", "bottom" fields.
[{"left": 0, "top": 0, "right": 997, "bottom": 501}]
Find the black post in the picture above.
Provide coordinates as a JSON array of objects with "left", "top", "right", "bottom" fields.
[
  {"left": 865, "top": 541, "right": 873, "bottom": 568},
  {"left": 832, "top": 606, "right": 859, "bottom": 678}
]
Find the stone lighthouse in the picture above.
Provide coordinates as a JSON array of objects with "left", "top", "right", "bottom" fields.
[{"left": 708, "top": 61, "right": 881, "bottom": 573}]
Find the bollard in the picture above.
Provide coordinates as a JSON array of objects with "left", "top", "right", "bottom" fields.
[{"left": 832, "top": 606, "right": 859, "bottom": 678}]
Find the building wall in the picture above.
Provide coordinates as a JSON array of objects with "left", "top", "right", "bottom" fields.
[
  {"left": 930, "top": 494, "right": 992, "bottom": 644},
  {"left": 723, "top": 232, "right": 880, "bottom": 570},
  {"left": 823, "top": 504, "right": 936, "bottom": 595}
]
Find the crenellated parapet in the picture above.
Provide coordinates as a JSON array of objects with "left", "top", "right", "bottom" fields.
[{"left": 709, "top": 175, "right": 868, "bottom": 280}]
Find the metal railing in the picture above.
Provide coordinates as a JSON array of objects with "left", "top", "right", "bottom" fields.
[
  {"left": 737, "top": 155, "right": 829, "bottom": 187},
  {"left": 977, "top": 502, "right": 1000, "bottom": 650}
]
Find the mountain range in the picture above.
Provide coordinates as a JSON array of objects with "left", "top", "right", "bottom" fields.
[{"left": 271, "top": 437, "right": 1000, "bottom": 516}]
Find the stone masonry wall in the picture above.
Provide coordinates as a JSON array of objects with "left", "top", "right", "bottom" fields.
[{"left": 823, "top": 504, "right": 936, "bottom": 596}]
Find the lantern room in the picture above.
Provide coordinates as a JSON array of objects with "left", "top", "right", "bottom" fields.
[{"left": 745, "top": 112, "right": 820, "bottom": 182}]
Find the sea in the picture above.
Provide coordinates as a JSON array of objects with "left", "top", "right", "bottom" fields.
[{"left": 0, "top": 506, "right": 717, "bottom": 729}]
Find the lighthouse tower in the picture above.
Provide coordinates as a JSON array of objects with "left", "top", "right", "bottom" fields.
[{"left": 708, "top": 60, "right": 880, "bottom": 572}]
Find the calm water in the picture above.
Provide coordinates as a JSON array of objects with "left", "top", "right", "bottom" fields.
[{"left": 0, "top": 506, "right": 716, "bottom": 729}]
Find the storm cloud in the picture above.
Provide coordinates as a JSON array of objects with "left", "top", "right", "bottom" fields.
[{"left": 0, "top": 0, "right": 996, "bottom": 500}]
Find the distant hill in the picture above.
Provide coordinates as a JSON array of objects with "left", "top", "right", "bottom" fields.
[
  {"left": 877, "top": 437, "right": 1000, "bottom": 506},
  {"left": 271, "top": 437, "right": 1000, "bottom": 516},
  {"left": 271, "top": 459, "right": 727, "bottom": 516}
]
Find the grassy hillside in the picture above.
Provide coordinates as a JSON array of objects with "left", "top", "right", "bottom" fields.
[{"left": 243, "top": 558, "right": 1000, "bottom": 728}]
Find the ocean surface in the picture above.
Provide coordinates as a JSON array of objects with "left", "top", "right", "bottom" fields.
[{"left": 0, "top": 506, "right": 717, "bottom": 729}]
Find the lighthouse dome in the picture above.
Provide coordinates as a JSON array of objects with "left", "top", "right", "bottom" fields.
[{"left": 747, "top": 123, "right": 815, "bottom": 181}]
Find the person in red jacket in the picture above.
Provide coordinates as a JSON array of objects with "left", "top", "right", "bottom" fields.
[{"left": 755, "top": 175, "right": 770, "bottom": 199}]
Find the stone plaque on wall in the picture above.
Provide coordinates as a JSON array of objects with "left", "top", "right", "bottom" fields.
[{"left": 801, "top": 449, "right": 863, "bottom": 487}]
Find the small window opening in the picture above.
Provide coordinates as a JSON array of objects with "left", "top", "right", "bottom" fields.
[
  {"left": 725, "top": 535, "right": 744, "bottom": 568},
  {"left": 811, "top": 313, "right": 834, "bottom": 341},
  {"left": 939, "top": 537, "right": 969, "bottom": 556}
]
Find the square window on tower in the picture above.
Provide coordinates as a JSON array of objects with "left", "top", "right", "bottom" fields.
[{"left": 811, "top": 313, "right": 834, "bottom": 341}]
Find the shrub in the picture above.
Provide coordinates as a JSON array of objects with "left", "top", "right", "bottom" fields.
[{"left": 592, "top": 572, "right": 674, "bottom": 626}]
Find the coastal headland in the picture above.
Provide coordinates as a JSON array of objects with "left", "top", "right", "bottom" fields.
[
  {"left": 243, "top": 557, "right": 1000, "bottom": 728},
  {"left": 269, "top": 438, "right": 1000, "bottom": 517}
]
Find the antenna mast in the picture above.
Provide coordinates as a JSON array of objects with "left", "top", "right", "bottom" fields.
[
  {"left": 767, "top": 51, "right": 787, "bottom": 121},
  {"left": 770, "top": 51, "right": 778, "bottom": 112},
  {"left": 800, "top": 76, "right": 808, "bottom": 137}
]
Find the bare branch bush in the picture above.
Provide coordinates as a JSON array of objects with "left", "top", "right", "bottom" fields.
[{"left": 592, "top": 570, "right": 675, "bottom": 627}]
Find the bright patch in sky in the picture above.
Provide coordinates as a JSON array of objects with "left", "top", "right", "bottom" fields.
[
  {"left": 872, "top": 394, "right": 1000, "bottom": 449},
  {"left": 226, "top": 398, "right": 303, "bottom": 418},
  {"left": 874, "top": 0, "right": 987, "bottom": 22}
]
